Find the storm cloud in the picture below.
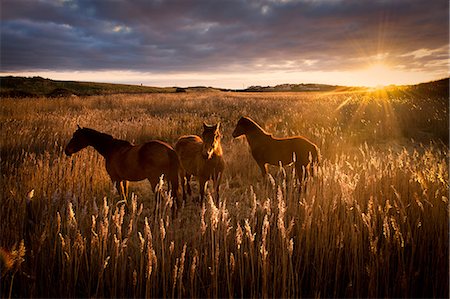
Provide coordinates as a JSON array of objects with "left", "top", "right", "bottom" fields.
[{"left": 1, "top": 0, "right": 448, "bottom": 82}]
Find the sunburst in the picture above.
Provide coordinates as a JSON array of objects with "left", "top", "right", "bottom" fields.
[{"left": 359, "top": 62, "right": 394, "bottom": 88}]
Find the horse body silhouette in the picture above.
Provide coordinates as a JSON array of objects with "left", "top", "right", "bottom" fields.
[
  {"left": 175, "top": 123, "right": 225, "bottom": 202},
  {"left": 232, "top": 116, "right": 320, "bottom": 180},
  {"left": 65, "top": 126, "right": 180, "bottom": 210}
]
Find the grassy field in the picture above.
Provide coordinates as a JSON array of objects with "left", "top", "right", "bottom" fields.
[{"left": 0, "top": 88, "right": 448, "bottom": 298}]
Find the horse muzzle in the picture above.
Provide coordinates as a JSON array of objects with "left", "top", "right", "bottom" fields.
[
  {"left": 232, "top": 129, "right": 241, "bottom": 138},
  {"left": 64, "top": 148, "right": 73, "bottom": 157}
]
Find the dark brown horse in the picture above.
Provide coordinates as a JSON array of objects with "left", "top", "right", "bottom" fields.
[
  {"left": 232, "top": 116, "right": 320, "bottom": 181},
  {"left": 175, "top": 123, "right": 225, "bottom": 203},
  {"left": 65, "top": 126, "right": 181, "bottom": 211}
]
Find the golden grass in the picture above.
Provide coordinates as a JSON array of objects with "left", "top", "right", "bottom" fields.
[{"left": 0, "top": 91, "right": 448, "bottom": 298}]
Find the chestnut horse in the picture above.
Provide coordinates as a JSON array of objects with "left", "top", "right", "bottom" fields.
[
  {"left": 65, "top": 126, "right": 181, "bottom": 212},
  {"left": 175, "top": 123, "right": 225, "bottom": 203},
  {"left": 232, "top": 116, "right": 320, "bottom": 181}
]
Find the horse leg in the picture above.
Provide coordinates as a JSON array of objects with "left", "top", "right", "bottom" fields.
[
  {"left": 115, "top": 181, "right": 127, "bottom": 201},
  {"left": 148, "top": 177, "right": 159, "bottom": 216},
  {"left": 124, "top": 180, "right": 129, "bottom": 200},
  {"left": 115, "top": 181, "right": 121, "bottom": 198},
  {"left": 169, "top": 172, "right": 180, "bottom": 216},
  {"left": 181, "top": 174, "right": 190, "bottom": 202},
  {"left": 258, "top": 162, "right": 268, "bottom": 179},
  {"left": 178, "top": 167, "right": 186, "bottom": 202},
  {"left": 180, "top": 173, "right": 186, "bottom": 202},
  {"left": 199, "top": 177, "right": 207, "bottom": 204},
  {"left": 186, "top": 174, "right": 192, "bottom": 196},
  {"left": 258, "top": 162, "right": 270, "bottom": 192},
  {"left": 213, "top": 172, "right": 222, "bottom": 204},
  {"left": 114, "top": 180, "right": 128, "bottom": 209}
]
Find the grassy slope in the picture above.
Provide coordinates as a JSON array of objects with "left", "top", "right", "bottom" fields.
[{"left": 0, "top": 76, "right": 176, "bottom": 97}]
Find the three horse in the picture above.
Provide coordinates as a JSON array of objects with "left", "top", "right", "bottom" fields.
[
  {"left": 65, "top": 126, "right": 181, "bottom": 212},
  {"left": 175, "top": 123, "right": 225, "bottom": 203},
  {"left": 65, "top": 117, "right": 319, "bottom": 214},
  {"left": 232, "top": 116, "right": 320, "bottom": 181}
]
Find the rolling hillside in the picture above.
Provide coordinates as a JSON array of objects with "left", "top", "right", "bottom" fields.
[
  {"left": 0, "top": 76, "right": 448, "bottom": 98},
  {"left": 0, "top": 76, "right": 176, "bottom": 97}
]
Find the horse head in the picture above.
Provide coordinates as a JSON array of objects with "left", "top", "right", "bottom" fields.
[
  {"left": 65, "top": 126, "right": 90, "bottom": 156},
  {"left": 232, "top": 116, "right": 255, "bottom": 138},
  {"left": 201, "top": 122, "right": 221, "bottom": 159}
]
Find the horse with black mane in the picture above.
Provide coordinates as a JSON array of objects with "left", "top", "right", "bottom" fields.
[
  {"left": 232, "top": 116, "right": 320, "bottom": 182},
  {"left": 65, "top": 126, "right": 181, "bottom": 213}
]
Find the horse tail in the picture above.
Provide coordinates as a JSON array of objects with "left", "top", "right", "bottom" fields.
[{"left": 314, "top": 144, "right": 321, "bottom": 165}]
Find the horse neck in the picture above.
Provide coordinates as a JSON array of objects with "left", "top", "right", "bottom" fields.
[
  {"left": 245, "top": 124, "right": 272, "bottom": 148},
  {"left": 204, "top": 137, "right": 223, "bottom": 159},
  {"left": 85, "top": 131, "right": 120, "bottom": 158},
  {"left": 213, "top": 140, "right": 223, "bottom": 157}
]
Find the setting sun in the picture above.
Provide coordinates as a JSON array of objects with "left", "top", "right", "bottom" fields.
[
  {"left": 357, "top": 63, "right": 395, "bottom": 87},
  {"left": 364, "top": 63, "right": 391, "bottom": 86}
]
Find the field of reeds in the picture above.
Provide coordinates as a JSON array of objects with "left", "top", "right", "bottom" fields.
[{"left": 0, "top": 89, "right": 448, "bottom": 298}]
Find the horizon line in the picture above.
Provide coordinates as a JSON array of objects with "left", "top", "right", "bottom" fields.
[{"left": 1, "top": 73, "right": 448, "bottom": 90}]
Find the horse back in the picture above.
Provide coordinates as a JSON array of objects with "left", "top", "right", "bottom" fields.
[
  {"left": 175, "top": 135, "right": 203, "bottom": 174},
  {"left": 140, "top": 140, "right": 178, "bottom": 168},
  {"left": 175, "top": 135, "right": 202, "bottom": 150},
  {"left": 107, "top": 140, "right": 176, "bottom": 181}
]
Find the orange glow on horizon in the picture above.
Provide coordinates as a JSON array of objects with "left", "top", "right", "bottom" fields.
[
  {"left": 0, "top": 67, "right": 445, "bottom": 89},
  {"left": 359, "top": 63, "right": 393, "bottom": 87}
]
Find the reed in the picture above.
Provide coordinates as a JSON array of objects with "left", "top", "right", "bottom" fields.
[{"left": 0, "top": 91, "right": 448, "bottom": 298}]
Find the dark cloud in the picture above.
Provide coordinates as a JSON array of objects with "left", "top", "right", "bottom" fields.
[{"left": 1, "top": 0, "right": 448, "bottom": 75}]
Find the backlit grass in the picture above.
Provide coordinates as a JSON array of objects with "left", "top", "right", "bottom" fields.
[{"left": 0, "top": 91, "right": 448, "bottom": 298}]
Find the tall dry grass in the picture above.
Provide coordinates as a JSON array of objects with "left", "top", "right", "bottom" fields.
[{"left": 0, "top": 91, "right": 448, "bottom": 298}]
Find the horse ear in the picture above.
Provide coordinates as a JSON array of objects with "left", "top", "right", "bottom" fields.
[
  {"left": 77, "top": 124, "right": 81, "bottom": 129},
  {"left": 203, "top": 122, "right": 208, "bottom": 129}
]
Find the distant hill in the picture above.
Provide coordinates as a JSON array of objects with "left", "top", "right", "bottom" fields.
[
  {"left": 0, "top": 76, "right": 231, "bottom": 97},
  {"left": 241, "top": 83, "right": 361, "bottom": 92},
  {"left": 0, "top": 76, "right": 176, "bottom": 97},
  {"left": 240, "top": 79, "right": 449, "bottom": 95},
  {"left": 0, "top": 75, "right": 448, "bottom": 98}
]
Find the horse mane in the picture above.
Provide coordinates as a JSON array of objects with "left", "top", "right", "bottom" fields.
[
  {"left": 81, "top": 127, "right": 112, "bottom": 138},
  {"left": 243, "top": 117, "right": 272, "bottom": 137},
  {"left": 81, "top": 127, "right": 131, "bottom": 146}
]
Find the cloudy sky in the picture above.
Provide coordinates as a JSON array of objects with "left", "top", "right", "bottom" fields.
[{"left": 1, "top": 0, "right": 448, "bottom": 88}]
